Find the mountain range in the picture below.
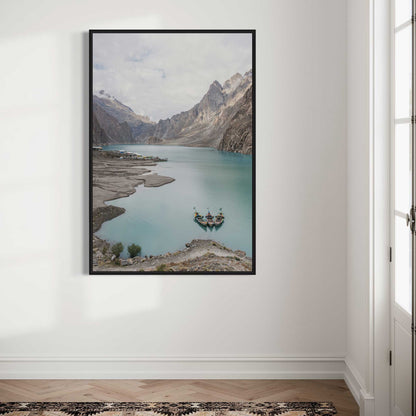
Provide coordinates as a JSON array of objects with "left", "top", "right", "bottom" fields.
[{"left": 92, "top": 70, "right": 253, "bottom": 155}]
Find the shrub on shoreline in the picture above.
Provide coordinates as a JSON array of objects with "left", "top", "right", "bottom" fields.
[
  {"left": 111, "top": 242, "right": 124, "bottom": 258},
  {"left": 128, "top": 243, "right": 142, "bottom": 258}
]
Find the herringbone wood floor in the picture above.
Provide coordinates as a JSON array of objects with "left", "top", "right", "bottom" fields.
[{"left": 0, "top": 380, "right": 358, "bottom": 416}]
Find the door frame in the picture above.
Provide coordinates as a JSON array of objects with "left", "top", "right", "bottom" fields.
[
  {"left": 370, "top": 0, "right": 392, "bottom": 415},
  {"left": 388, "top": 0, "right": 415, "bottom": 415}
]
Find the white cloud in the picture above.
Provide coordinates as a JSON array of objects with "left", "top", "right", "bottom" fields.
[{"left": 92, "top": 33, "right": 252, "bottom": 121}]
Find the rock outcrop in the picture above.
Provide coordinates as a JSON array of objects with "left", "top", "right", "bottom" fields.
[
  {"left": 93, "top": 239, "right": 252, "bottom": 273},
  {"left": 146, "top": 136, "right": 163, "bottom": 144},
  {"left": 218, "top": 86, "right": 252, "bottom": 155},
  {"left": 152, "top": 70, "right": 252, "bottom": 149},
  {"left": 93, "top": 103, "right": 133, "bottom": 144}
]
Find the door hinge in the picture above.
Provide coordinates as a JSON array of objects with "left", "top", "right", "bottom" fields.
[
  {"left": 407, "top": 206, "right": 416, "bottom": 233},
  {"left": 389, "top": 246, "right": 392, "bottom": 262},
  {"left": 389, "top": 350, "right": 392, "bottom": 366}
]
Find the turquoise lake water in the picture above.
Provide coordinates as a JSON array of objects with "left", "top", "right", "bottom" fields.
[{"left": 96, "top": 145, "right": 253, "bottom": 258}]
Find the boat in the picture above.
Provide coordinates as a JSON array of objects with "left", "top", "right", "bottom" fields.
[
  {"left": 206, "top": 211, "right": 215, "bottom": 227},
  {"left": 214, "top": 210, "right": 224, "bottom": 227},
  {"left": 194, "top": 211, "right": 208, "bottom": 227}
]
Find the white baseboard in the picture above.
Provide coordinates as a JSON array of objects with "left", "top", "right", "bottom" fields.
[
  {"left": 344, "top": 359, "right": 375, "bottom": 416},
  {"left": 0, "top": 355, "right": 345, "bottom": 379},
  {"left": 1, "top": 355, "right": 374, "bottom": 415}
]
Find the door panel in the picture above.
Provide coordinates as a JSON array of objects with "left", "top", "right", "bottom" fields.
[
  {"left": 395, "top": 215, "right": 412, "bottom": 313},
  {"left": 393, "top": 313, "right": 412, "bottom": 416}
]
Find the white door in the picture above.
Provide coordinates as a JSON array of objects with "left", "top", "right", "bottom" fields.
[{"left": 392, "top": 1, "right": 413, "bottom": 415}]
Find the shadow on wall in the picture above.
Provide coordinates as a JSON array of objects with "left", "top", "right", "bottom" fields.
[
  {"left": 0, "top": 30, "right": 260, "bottom": 360},
  {"left": 0, "top": 0, "right": 349, "bottom": 364},
  {"left": 0, "top": 31, "right": 162, "bottom": 353}
]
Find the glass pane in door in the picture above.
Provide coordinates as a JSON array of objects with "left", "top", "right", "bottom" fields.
[
  {"left": 395, "top": 25, "right": 412, "bottom": 119},
  {"left": 395, "top": 216, "right": 412, "bottom": 313},
  {"left": 396, "top": 0, "right": 412, "bottom": 27},
  {"left": 395, "top": 123, "right": 411, "bottom": 214}
]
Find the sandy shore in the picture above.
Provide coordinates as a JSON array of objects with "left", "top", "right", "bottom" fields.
[{"left": 92, "top": 151, "right": 174, "bottom": 232}]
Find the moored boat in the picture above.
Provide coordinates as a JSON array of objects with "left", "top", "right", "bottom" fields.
[
  {"left": 206, "top": 211, "right": 215, "bottom": 227},
  {"left": 193, "top": 208, "right": 224, "bottom": 228},
  {"left": 194, "top": 210, "right": 208, "bottom": 227},
  {"left": 214, "top": 210, "right": 224, "bottom": 227}
]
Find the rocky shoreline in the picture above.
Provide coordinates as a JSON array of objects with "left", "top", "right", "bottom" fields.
[
  {"left": 92, "top": 150, "right": 252, "bottom": 273},
  {"left": 93, "top": 239, "right": 252, "bottom": 272}
]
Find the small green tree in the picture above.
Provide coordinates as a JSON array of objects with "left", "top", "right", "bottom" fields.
[
  {"left": 111, "top": 242, "right": 124, "bottom": 258},
  {"left": 128, "top": 243, "right": 142, "bottom": 258}
]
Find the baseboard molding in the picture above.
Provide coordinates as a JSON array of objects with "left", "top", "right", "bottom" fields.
[
  {"left": 0, "top": 355, "right": 345, "bottom": 379},
  {"left": 344, "top": 359, "right": 375, "bottom": 416}
]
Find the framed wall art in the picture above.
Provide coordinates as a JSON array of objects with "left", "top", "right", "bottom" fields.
[{"left": 89, "top": 29, "right": 255, "bottom": 274}]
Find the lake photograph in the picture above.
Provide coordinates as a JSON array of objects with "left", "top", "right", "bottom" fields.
[{"left": 90, "top": 30, "right": 255, "bottom": 274}]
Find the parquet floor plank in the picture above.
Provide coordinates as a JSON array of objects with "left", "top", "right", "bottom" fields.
[{"left": 0, "top": 380, "right": 358, "bottom": 416}]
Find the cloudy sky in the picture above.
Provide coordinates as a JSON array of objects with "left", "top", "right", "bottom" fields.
[{"left": 93, "top": 33, "right": 252, "bottom": 121}]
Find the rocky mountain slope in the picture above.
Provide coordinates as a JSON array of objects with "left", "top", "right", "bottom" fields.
[
  {"left": 146, "top": 136, "right": 163, "bottom": 144},
  {"left": 218, "top": 86, "right": 253, "bottom": 155},
  {"left": 92, "top": 70, "right": 253, "bottom": 154},
  {"left": 93, "top": 103, "right": 132, "bottom": 144},
  {"left": 93, "top": 91, "right": 155, "bottom": 141},
  {"left": 151, "top": 70, "right": 252, "bottom": 149},
  {"left": 92, "top": 112, "right": 110, "bottom": 145}
]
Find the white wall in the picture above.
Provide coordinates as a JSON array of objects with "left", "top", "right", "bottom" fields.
[
  {"left": 0, "top": 0, "right": 348, "bottom": 377},
  {"left": 346, "top": 0, "right": 371, "bottom": 392}
]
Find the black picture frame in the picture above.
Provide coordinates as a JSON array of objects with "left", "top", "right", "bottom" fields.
[{"left": 89, "top": 29, "right": 256, "bottom": 275}]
